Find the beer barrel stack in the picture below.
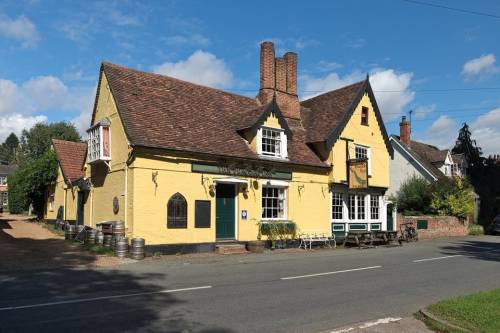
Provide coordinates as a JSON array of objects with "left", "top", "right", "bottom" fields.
[
  {"left": 84, "top": 229, "right": 96, "bottom": 245},
  {"left": 130, "top": 238, "right": 145, "bottom": 260},
  {"left": 115, "top": 237, "right": 128, "bottom": 258},
  {"left": 103, "top": 234, "right": 113, "bottom": 248},
  {"left": 96, "top": 231, "right": 104, "bottom": 245},
  {"left": 64, "top": 225, "right": 76, "bottom": 240}
]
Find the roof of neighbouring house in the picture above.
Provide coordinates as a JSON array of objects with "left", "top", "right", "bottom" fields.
[
  {"left": 52, "top": 139, "right": 87, "bottom": 183},
  {"left": 0, "top": 164, "right": 17, "bottom": 175},
  {"left": 93, "top": 62, "right": 392, "bottom": 168},
  {"left": 451, "top": 153, "right": 465, "bottom": 164},
  {"left": 390, "top": 135, "right": 448, "bottom": 180}
]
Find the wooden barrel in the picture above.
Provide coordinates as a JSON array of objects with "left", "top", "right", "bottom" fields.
[
  {"left": 103, "top": 235, "right": 113, "bottom": 248},
  {"left": 115, "top": 237, "right": 128, "bottom": 258},
  {"left": 95, "top": 231, "right": 104, "bottom": 245},
  {"left": 64, "top": 225, "right": 75, "bottom": 240},
  {"left": 112, "top": 221, "right": 126, "bottom": 238},
  {"left": 85, "top": 229, "right": 96, "bottom": 245},
  {"left": 130, "top": 238, "right": 145, "bottom": 260}
]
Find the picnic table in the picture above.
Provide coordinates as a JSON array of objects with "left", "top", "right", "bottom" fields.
[{"left": 344, "top": 230, "right": 400, "bottom": 248}]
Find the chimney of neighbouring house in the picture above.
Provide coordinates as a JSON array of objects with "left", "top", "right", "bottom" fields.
[
  {"left": 257, "top": 41, "right": 300, "bottom": 119},
  {"left": 400, "top": 116, "right": 411, "bottom": 146}
]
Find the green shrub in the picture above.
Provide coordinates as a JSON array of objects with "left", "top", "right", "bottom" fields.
[
  {"left": 396, "top": 176, "right": 433, "bottom": 215},
  {"left": 430, "top": 178, "right": 475, "bottom": 220},
  {"left": 468, "top": 224, "right": 484, "bottom": 236}
]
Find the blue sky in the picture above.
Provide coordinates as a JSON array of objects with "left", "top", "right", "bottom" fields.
[{"left": 0, "top": 0, "right": 499, "bottom": 154}]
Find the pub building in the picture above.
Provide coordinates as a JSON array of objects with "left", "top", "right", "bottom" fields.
[{"left": 58, "top": 41, "right": 393, "bottom": 252}]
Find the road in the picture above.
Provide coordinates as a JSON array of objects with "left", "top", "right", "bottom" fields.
[{"left": 1, "top": 235, "right": 500, "bottom": 333}]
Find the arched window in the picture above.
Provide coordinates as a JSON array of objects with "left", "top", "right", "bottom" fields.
[{"left": 167, "top": 193, "right": 187, "bottom": 228}]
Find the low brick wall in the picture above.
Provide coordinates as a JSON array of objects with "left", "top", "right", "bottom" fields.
[{"left": 397, "top": 214, "right": 469, "bottom": 239}]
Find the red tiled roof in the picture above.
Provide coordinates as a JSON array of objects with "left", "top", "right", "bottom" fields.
[
  {"left": 300, "top": 81, "right": 366, "bottom": 143},
  {"left": 100, "top": 62, "right": 327, "bottom": 168},
  {"left": 52, "top": 139, "right": 87, "bottom": 183}
]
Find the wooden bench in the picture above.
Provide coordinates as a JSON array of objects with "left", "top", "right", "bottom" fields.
[{"left": 299, "top": 232, "right": 336, "bottom": 250}]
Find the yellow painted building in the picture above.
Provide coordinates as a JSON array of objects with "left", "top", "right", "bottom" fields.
[
  {"left": 79, "top": 41, "right": 393, "bottom": 251},
  {"left": 44, "top": 139, "right": 87, "bottom": 224}
]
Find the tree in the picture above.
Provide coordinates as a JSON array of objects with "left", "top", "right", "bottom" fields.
[
  {"left": 8, "top": 150, "right": 58, "bottom": 216},
  {"left": 0, "top": 133, "right": 19, "bottom": 164},
  {"left": 19, "top": 122, "right": 80, "bottom": 162},
  {"left": 452, "top": 123, "right": 482, "bottom": 167},
  {"left": 430, "top": 178, "right": 475, "bottom": 220}
]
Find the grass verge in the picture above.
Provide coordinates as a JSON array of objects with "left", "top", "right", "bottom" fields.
[
  {"left": 423, "top": 288, "right": 500, "bottom": 332},
  {"left": 42, "top": 223, "right": 66, "bottom": 237},
  {"left": 83, "top": 244, "right": 114, "bottom": 256}
]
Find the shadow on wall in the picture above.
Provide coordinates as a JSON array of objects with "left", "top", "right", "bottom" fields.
[
  {"left": 90, "top": 162, "right": 109, "bottom": 187},
  {"left": 0, "top": 215, "right": 235, "bottom": 333},
  {"left": 438, "top": 238, "right": 500, "bottom": 263}
]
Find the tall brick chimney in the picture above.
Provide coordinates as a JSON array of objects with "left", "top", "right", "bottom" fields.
[
  {"left": 400, "top": 116, "right": 411, "bottom": 146},
  {"left": 257, "top": 41, "right": 300, "bottom": 119}
]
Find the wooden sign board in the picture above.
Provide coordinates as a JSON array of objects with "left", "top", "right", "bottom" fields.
[{"left": 348, "top": 160, "right": 368, "bottom": 189}]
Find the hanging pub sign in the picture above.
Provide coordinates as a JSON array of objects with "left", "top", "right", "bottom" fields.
[{"left": 348, "top": 159, "right": 368, "bottom": 189}]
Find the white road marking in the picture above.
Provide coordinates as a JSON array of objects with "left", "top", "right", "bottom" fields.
[
  {"left": 0, "top": 285, "right": 212, "bottom": 311},
  {"left": 413, "top": 255, "right": 463, "bottom": 263},
  {"left": 329, "top": 317, "right": 402, "bottom": 333},
  {"left": 281, "top": 266, "right": 382, "bottom": 280}
]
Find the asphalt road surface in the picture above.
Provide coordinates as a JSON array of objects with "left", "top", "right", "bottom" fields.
[{"left": 1, "top": 235, "right": 500, "bottom": 333}]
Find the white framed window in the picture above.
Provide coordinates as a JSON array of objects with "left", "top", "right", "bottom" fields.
[
  {"left": 348, "top": 195, "right": 356, "bottom": 220},
  {"left": 331, "top": 192, "right": 344, "bottom": 220},
  {"left": 370, "top": 195, "right": 380, "bottom": 220},
  {"left": 262, "top": 186, "right": 286, "bottom": 220},
  {"left": 257, "top": 127, "right": 287, "bottom": 159},
  {"left": 357, "top": 195, "right": 366, "bottom": 220},
  {"left": 355, "top": 144, "right": 371, "bottom": 175},
  {"left": 87, "top": 122, "right": 111, "bottom": 163},
  {"left": 0, "top": 176, "right": 6, "bottom": 186}
]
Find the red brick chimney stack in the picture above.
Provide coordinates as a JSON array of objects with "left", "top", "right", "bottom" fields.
[
  {"left": 400, "top": 116, "right": 411, "bottom": 146},
  {"left": 257, "top": 41, "right": 300, "bottom": 119},
  {"left": 284, "top": 52, "right": 297, "bottom": 95},
  {"left": 260, "top": 41, "right": 275, "bottom": 90}
]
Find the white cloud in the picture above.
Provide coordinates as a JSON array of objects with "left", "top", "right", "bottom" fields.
[
  {"left": 301, "top": 68, "right": 415, "bottom": 120},
  {"left": 0, "top": 14, "right": 40, "bottom": 47},
  {"left": 153, "top": 50, "right": 234, "bottom": 88},
  {"left": 71, "top": 111, "right": 92, "bottom": 137},
  {"left": 470, "top": 108, "right": 500, "bottom": 156},
  {"left": 0, "top": 113, "right": 47, "bottom": 142},
  {"left": 109, "top": 10, "right": 140, "bottom": 27},
  {"left": 22, "top": 76, "right": 69, "bottom": 110},
  {"left": 462, "top": 54, "right": 499, "bottom": 80},
  {"left": 413, "top": 104, "right": 436, "bottom": 120},
  {"left": 164, "top": 34, "right": 210, "bottom": 47},
  {"left": 0, "top": 79, "right": 19, "bottom": 114},
  {"left": 417, "top": 115, "right": 459, "bottom": 149}
]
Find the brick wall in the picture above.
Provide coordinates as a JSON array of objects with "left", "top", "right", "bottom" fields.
[{"left": 397, "top": 214, "right": 469, "bottom": 239}]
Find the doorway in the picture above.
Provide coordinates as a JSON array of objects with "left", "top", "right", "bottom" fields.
[{"left": 215, "top": 183, "right": 236, "bottom": 240}]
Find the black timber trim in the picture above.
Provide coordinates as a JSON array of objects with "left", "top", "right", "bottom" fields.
[
  {"left": 239, "top": 94, "right": 293, "bottom": 138},
  {"left": 325, "top": 76, "right": 394, "bottom": 158}
]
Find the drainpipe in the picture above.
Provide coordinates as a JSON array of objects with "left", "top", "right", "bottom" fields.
[{"left": 63, "top": 184, "right": 67, "bottom": 220}]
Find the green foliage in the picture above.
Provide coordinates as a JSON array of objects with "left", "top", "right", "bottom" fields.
[
  {"left": 8, "top": 150, "right": 58, "bottom": 216},
  {"left": 468, "top": 224, "right": 484, "bottom": 236},
  {"left": 0, "top": 132, "right": 19, "bottom": 164},
  {"left": 258, "top": 221, "right": 296, "bottom": 248},
  {"left": 395, "top": 176, "right": 433, "bottom": 215},
  {"left": 430, "top": 178, "right": 475, "bottom": 220},
  {"left": 19, "top": 122, "right": 80, "bottom": 162}
]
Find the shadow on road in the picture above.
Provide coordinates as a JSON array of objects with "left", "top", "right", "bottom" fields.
[
  {"left": 0, "top": 215, "right": 235, "bottom": 333},
  {"left": 439, "top": 237, "right": 500, "bottom": 263}
]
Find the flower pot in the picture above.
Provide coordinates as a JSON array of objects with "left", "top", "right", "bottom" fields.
[{"left": 246, "top": 240, "right": 265, "bottom": 253}]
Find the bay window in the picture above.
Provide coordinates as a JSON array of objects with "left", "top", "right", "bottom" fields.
[
  {"left": 87, "top": 120, "right": 111, "bottom": 163},
  {"left": 370, "top": 195, "right": 380, "bottom": 220}
]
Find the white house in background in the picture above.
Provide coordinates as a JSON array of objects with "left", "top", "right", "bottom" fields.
[{"left": 388, "top": 116, "right": 458, "bottom": 197}]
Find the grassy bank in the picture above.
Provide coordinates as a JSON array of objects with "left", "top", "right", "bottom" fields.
[{"left": 424, "top": 288, "right": 500, "bottom": 332}]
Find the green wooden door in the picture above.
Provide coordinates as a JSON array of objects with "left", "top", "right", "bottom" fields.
[
  {"left": 387, "top": 204, "right": 394, "bottom": 231},
  {"left": 76, "top": 192, "right": 84, "bottom": 226},
  {"left": 216, "top": 184, "right": 235, "bottom": 239}
]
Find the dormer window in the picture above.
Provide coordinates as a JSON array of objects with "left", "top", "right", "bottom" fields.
[
  {"left": 87, "top": 119, "right": 111, "bottom": 163},
  {"left": 258, "top": 127, "right": 287, "bottom": 159}
]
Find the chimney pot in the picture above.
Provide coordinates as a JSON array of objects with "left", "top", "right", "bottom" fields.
[{"left": 260, "top": 42, "right": 275, "bottom": 91}]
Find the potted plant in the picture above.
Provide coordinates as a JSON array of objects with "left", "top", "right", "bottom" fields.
[
  {"left": 246, "top": 221, "right": 266, "bottom": 253},
  {"left": 259, "top": 220, "right": 296, "bottom": 249}
]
